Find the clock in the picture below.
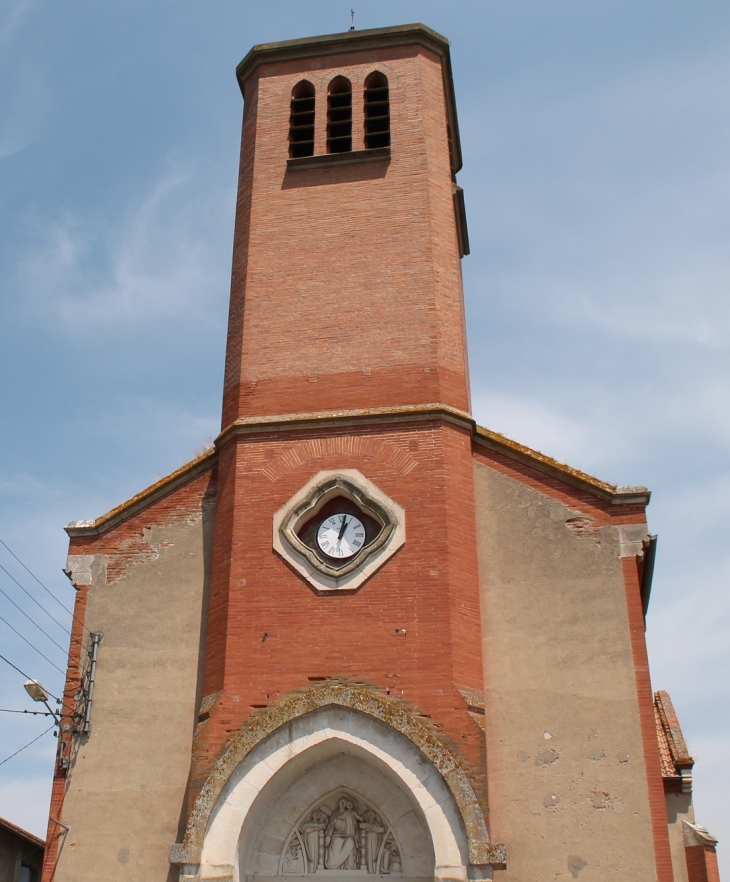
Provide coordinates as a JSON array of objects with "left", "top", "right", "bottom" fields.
[
  {"left": 316, "top": 513, "right": 366, "bottom": 559},
  {"left": 273, "top": 469, "right": 405, "bottom": 593}
]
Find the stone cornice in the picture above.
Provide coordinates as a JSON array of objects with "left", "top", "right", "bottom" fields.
[
  {"left": 472, "top": 424, "right": 651, "bottom": 506},
  {"left": 219, "top": 404, "right": 650, "bottom": 506},
  {"left": 216, "top": 402, "right": 471, "bottom": 444},
  {"left": 64, "top": 449, "right": 217, "bottom": 538},
  {"left": 65, "top": 404, "right": 649, "bottom": 538}
]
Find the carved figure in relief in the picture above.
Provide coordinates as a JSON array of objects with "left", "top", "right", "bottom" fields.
[
  {"left": 360, "top": 808, "right": 386, "bottom": 874},
  {"left": 301, "top": 810, "right": 328, "bottom": 872},
  {"left": 380, "top": 834, "right": 402, "bottom": 875},
  {"left": 280, "top": 790, "right": 403, "bottom": 876},
  {"left": 324, "top": 798, "right": 363, "bottom": 870},
  {"left": 283, "top": 834, "right": 305, "bottom": 874}
]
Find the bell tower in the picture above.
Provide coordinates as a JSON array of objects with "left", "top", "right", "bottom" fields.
[
  {"left": 189, "top": 22, "right": 496, "bottom": 878},
  {"left": 221, "top": 24, "right": 471, "bottom": 425}
]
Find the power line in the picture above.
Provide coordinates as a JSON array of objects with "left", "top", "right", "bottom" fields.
[
  {"left": 0, "top": 724, "right": 55, "bottom": 768},
  {"left": 0, "top": 540, "right": 95, "bottom": 641},
  {"left": 0, "top": 652, "right": 61, "bottom": 702},
  {"left": 0, "top": 708, "right": 55, "bottom": 716},
  {"left": 0, "top": 538, "right": 74, "bottom": 616},
  {"left": 0, "top": 615, "right": 66, "bottom": 676},
  {"left": 0, "top": 582, "right": 69, "bottom": 654},
  {"left": 0, "top": 562, "right": 71, "bottom": 636}
]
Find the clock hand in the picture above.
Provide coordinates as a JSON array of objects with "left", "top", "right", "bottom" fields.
[{"left": 337, "top": 515, "right": 349, "bottom": 542}]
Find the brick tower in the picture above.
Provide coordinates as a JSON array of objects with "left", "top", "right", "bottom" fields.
[
  {"left": 193, "top": 22, "right": 492, "bottom": 875},
  {"left": 45, "top": 24, "right": 720, "bottom": 882}
]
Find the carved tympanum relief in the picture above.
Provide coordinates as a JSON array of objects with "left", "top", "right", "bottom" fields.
[{"left": 280, "top": 790, "right": 403, "bottom": 876}]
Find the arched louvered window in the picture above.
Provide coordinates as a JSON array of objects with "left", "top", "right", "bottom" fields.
[
  {"left": 289, "top": 81, "right": 315, "bottom": 158},
  {"left": 364, "top": 71, "right": 390, "bottom": 149},
  {"left": 327, "top": 76, "right": 352, "bottom": 153}
]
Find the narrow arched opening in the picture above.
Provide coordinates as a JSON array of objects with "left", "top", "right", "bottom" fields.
[
  {"left": 327, "top": 76, "right": 352, "bottom": 153},
  {"left": 364, "top": 72, "right": 390, "bottom": 149},
  {"left": 289, "top": 80, "right": 315, "bottom": 158}
]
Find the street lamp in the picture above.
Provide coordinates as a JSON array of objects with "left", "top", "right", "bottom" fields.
[{"left": 24, "top": 680, "right": 61, "bottom": 725}]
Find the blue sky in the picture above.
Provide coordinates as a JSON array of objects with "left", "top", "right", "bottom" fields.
[{"left": 1, "top": 0, "right": 729, "bottom": 872}]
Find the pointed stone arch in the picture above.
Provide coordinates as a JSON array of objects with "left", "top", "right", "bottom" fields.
[{"left": 171, "top": 682, "right": 504, "bottom": 880}]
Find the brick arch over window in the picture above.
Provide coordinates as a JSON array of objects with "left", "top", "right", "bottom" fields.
[
  {"left": 364, "top": 71, "right": 390, "bottom": 149},
  {"left": 171, "top": 681, "right": 505, "bottom": 875},
  {"left": 289, "top": 80, "right": 315, "bottom": 158},
  {"left": 327, "top": 76, "right": 352, "bottom": 153}
]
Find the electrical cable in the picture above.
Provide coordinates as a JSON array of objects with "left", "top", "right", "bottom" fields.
[
  {"left": 0, "top": 724, "right": 55, "bottom": 767},
  {"left": 0, "top": 583, "right": 69, "bottom": 654},
  {"left": 0, "top": 538, "right": 74, "bottom": 616},
  {"left": 0, "top": 652, "right": 61, "bottom": 702},
  {"left": 0, "top": 562, "right": 71, "bottom": 636},
  {"left": 0, "top": 708, "right": 55, "bottom": 716},
  {"left": 0, "top": 615, "right": 66, "bottom": 676},
  {"left": 0, "top": 541, "right": 95, "bottom": 641}
]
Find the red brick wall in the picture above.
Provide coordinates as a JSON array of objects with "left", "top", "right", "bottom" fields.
[
  {"left": 199, "top": 37, "right": 484, "bottom": 809},
  {"left": 686, "top": 845, "right": 721, "bottom": 882},
  {"left": 622, "top": 556, "right": 675, "bottom": 882},
  {"left": 221, "top": 44, "right": 470, "bottom": 426},
  {"left": 192, "top": 417, "right": 487, "bottom": 809},
  {"left": 41, "top": 580, "right": 89, "bottom": 882}
]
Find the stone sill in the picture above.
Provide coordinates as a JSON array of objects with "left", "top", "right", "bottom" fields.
[{"left": 286, "top": 146, "right": 390, "bottom": 171}]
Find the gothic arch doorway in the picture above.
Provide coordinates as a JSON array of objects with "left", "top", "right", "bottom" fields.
[{"left": 196, "top": 704, "right": 473, "bottom": 882}]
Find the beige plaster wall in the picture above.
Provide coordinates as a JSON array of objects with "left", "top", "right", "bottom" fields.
[
  {"left": 473, "top": 461, "right": 657, "bottom": 880},
  {"left": 666, "top": 793, "right": 694, "bottom": 882},
  {"left": 55, "top": 508, "right": 214, "bottom": 882}
]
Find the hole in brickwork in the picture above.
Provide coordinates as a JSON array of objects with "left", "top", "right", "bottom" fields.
[
  {"left": 364, "top": 71, "right": 390, "bottom": 150},
  {"left": 289, "top": 80, "right": 315, "bottom": 158},
  {"left": 327, "top": 76, "right": 352, "bottom": 153}
]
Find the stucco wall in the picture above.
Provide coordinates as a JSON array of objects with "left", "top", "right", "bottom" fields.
[
  {"left": 666, "top": 792, "right": 694, "bottom": 882},
  {"left": 473, "top": 459, "right": 658, "bottom": 880},
  {"left": 54, "top": 505, "right": 214, "bottom": 882}
]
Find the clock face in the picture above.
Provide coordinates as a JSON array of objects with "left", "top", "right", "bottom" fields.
[{"left": 316, "top": 513, "right": 366, "bottom": 559}]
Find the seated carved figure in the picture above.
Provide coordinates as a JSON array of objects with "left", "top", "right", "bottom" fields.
[{"left": 324, "top": 798, "right": 363, "bottom": 870}]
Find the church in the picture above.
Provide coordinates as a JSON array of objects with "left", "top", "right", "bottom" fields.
[{"left": 41, "top": 24, "right": 720, "bottom": 882}]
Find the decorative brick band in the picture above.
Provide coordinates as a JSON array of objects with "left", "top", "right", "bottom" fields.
[{"left": 260, "top": 434, "right": 419, "bottom": 481}]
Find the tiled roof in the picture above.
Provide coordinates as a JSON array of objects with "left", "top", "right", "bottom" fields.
[
  {"left": 655, "top": 690, "right": 694, "bottom": 787},
  {"left": 0, "top": 815, "right": 45, "bottom": 849}
]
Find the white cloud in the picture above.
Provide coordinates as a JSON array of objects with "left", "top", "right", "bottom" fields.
[
  {"left": 0, "top": 771, "right": 54, "bottom": 839},
  {"left": 16, "top": 158, "right": 232, "bottom": 332},
  {"left": 0, "top": 0, "right": 35, "bottom": 47},
  {"left": 471, "top": 390, "right": 628, "bottom": 478},
  {"left": 466, "top": 42, "right": 730, "bottom": 351}
]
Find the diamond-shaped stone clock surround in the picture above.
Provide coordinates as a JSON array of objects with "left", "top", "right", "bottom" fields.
[{"left": 273, "top": 469, "right": 405, "bottom": 593}]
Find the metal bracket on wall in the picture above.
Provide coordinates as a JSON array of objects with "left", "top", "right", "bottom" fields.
[{"left": 71, "top": 632, "right": 102, "bottom": 738}]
